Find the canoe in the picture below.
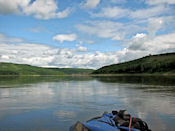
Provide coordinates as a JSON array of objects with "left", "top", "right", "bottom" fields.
[{"left": 70, "top": 110, "right": 151, "bottom": 131}]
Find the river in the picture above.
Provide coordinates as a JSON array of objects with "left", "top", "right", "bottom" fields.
[{"left": 0, "top": 76, "right": 175, "bottom": 131}]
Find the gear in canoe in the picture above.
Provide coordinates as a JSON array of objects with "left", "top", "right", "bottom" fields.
[{"left": 70, "top": 110, "right": 151, "bottom": 131}]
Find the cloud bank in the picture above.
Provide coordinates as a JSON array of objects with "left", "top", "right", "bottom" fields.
[{"left": 0, "top": 33, "right": 174, "bottom": 69}]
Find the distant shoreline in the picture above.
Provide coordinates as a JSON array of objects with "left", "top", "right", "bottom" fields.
[{"left": 0, "top": 73, "right": 175, "bottom": 77}]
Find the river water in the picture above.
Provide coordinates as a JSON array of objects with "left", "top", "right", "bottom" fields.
[{"left": 0, "top": 76, "right": 175, "bottom": 131}]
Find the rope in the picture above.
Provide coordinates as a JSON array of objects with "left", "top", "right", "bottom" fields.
[{"left": 129, "top": 115, "right": 132, "bottom": 131}]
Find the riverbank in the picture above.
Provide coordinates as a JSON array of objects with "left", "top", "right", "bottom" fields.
[{"left": 0, "top": 73, "right": 175, "bottom": 77}]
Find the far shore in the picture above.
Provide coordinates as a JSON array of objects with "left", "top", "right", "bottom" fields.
[{"left": 0, "top": 73, "right": 175, "bottom": 77}]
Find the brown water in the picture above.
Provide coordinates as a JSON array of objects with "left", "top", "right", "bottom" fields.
[{"left": 0, "top": 76, "right": 175, "bottom": 131}]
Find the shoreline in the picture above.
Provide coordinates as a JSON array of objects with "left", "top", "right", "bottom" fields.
[{"left": 0, "top": 73, "right": 175, "bottom": 77}]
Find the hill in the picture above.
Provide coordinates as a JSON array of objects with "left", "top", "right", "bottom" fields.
[
  {"left": 0, "top": 63, "right": 93, "bottom": 76},
  {"left": 92, "top": 53, "right": 175, "bottom": 75},
  {"left": 0, "top": 63, "right": 65, "bottom": 75}
]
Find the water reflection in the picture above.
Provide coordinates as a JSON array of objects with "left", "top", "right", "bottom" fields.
[
  {"left": 0, "top": 76, "right": 175, "bottom": 131},
  {"left": 93, "top": 75, "right": 175, "bottom": 86}
]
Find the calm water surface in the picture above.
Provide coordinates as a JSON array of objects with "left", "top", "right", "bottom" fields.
[{"left": 0, "top": 76, "right": 175, "bottom": 131}]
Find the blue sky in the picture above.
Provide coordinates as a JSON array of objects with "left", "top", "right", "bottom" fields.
[{"left": 0, "top": 0, "right": 175, "bottom": 69}]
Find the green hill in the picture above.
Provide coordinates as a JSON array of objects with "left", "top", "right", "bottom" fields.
[
  {"left": 0, "top": 63, "right": 93, "bottom": 76},
  {"left": 0, "top": 63, "right": 65, "bottom": 75},
  {"left": 92, "top": 53, "right": 175, "bottom": 75}
]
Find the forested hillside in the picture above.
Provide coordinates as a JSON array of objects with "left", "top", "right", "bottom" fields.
[{"left": 92, "top": 53, "right": 175, "bottom": 74}]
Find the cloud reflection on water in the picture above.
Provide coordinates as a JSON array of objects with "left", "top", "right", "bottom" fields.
[{"left": 0, "top": 76, "right": 175, "bottom": 130}]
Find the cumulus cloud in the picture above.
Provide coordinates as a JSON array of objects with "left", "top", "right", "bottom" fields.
[
  {"left": 1, "top": 55, "right": 9, "bottom": 60},
  {"left": 23, "top": 0, "right": 57, "bottom": 19},
  {"left": 146, "top": 33, "right": 175, "bottom": 53},
  {"left": 128, "top": 33, "right": 148, "bottom": 51},
  {"left": 0, "top": 0, "right": 71, "bottom": 19},
  {"left": 77, "top": 21, "right": 122, "bottom": 39},
  {"left": 76, "top": 20, "right": 142, "bottom": 41},
  {"left": 76, "top": 11, "right": 175, "bottom": 42},
  {"left": 0, "top": 34, "right": 115, "bottom": 69},
  {"left": 91, "top": 5, "right": 170, "bottom": 20},
  {"left": 0, "top": 33, "right": 174, "bottom": 69},
  {"left": 53, "top": 34, "right": 77, "bottom": 43},
  {"left": 56, "top": 8, "right": 71, "bottom": 19},
  {"left": 79, "top": 2, "right": 174, "bottom": 42},
  {"left": 0, "top": 43, "right": 55, "bottom": 65},
  {"left": 128, "top": 33, "right": 175, "bottom": 54},
  {"left": 146, "top": 16, "right": 175, "bottom": 38},
  {"left": 91, "top": 6, "right": 129, "bottom": 19},
  {"left": 23, "top": 0, "right": 71, "bottom": 19},
  {"left": 82, "top": 0, "right": 100, "bottom": 9},
  {"left": 0, "top": 43, "right": 117, "bottom": 69},
  {"left": 114, "top": 32, "right": 175, "bottom": 63},
  {"left": 76, "top": 46, "right": 88, "bottom": 52},
  {"left": 0, "top": 0, "right": 29, "bottom": 14}
]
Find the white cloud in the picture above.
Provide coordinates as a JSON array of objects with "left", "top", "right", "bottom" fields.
[
  {"left": 0, "top": 33, "right": 24, "bottom": 43},
  {"left": 77, "top": 46, "right": 88, "bottom": 52},
  {"left": 82, "top": 0, "right": 100, "bottom": 9},
  {"left": 23, "top": 0, "right": 71, "bottom": 19},
  {"left": 53, "top": 34, "right": 77, "bottom": 43},
  {"left": 146, "top": 0, "right": 175, "bottom": 5},
  {"left": 128, "top": 33, "right": 175, "bottom": 54},
  {"left": 77, "top": 21, "right": 122, "bottom": 39},
  {"left": 0, "top": 34, "right": 116, "bottom": 69},
  {"left": 23, "top": 0, "right": 57, "bottom": 19},
  {"left": 77, "top": 11, "right": 175, "bottom": 42},
  {"left": 1, "top": 55, "right": 9, "bottom": 60},
  {"left": 0, "top": 43, "right": 55, "bottom": 66},
  {"left": 85, "top": 4, "right": 173, "bottom": 42},
  {"left": 133, "top": 33, "right": 147, "bottom": 39},
  {"left": 114, "top": 32, "right": 175, "bottom": 63},
  {"left": 130, "top": 5, "right": 170, "bottom": 19},
  {"left": 147, "top": 17, "right": 164, "bottom": 37},
  {"left": 90, "top": 4, "right": 171, "bottom": 20},
  {"left": 76, "top": 20, "right": 141, "bottom": 41},
  {"left": 0, "top": 43, "right": 117, "bottom": 69},
  {"left": 0, "top": 0, "right": 29, "bottom": 14},
  {"left": 0, "top": 33, "right": 175, "bottom": 69},
  {"left": 91, "top": 6, "right": 129, "bottom": 19},
  {"left": 0, "top": 0, "right": 71, "bottom": 19},
  {"left": 147, "top": 33, "right": 175, "bottom": 53},
  {"left": 139, "top": 16, "right": 174, "bottom": 38},
  {"left": 128, "top": 33, "right": 148, "bottom": 51},
  {"left": 56, "top": 8, "right": 71, "bottom": 19}
]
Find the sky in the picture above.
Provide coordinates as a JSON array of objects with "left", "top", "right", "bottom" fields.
[{"left": 0, "top": 0, "right": 175, "bottom": 69}]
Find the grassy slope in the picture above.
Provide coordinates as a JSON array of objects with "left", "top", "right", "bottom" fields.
[
  {"left": 92, "top": 53, "right": 175, "bottom": 74},
  {"left": 0, "top": 63, "right": 65, "bottom": 75},
  {"left": 0, "top": 62, "right": 93, "bottom": 75}
]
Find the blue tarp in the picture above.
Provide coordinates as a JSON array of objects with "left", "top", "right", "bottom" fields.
[{"left": 83, "top": 113, "right": 140, "bottom": 131}]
